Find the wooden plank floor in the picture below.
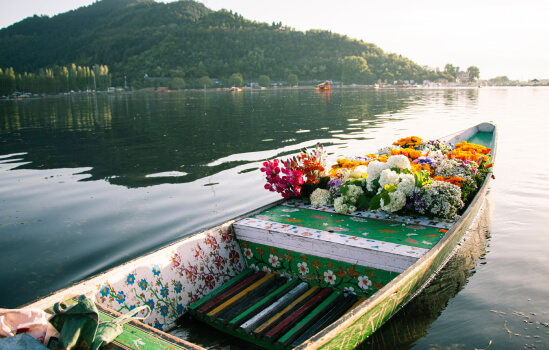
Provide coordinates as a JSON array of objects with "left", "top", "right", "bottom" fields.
[{"left": 189, "top": 271, "right": 360, "bottom": 349}]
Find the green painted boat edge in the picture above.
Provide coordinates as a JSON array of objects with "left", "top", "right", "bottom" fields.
[{"left": 293, "top": 122, "right": 497, "bottom": 349}]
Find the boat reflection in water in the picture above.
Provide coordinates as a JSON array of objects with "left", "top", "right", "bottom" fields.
[{"left": 357, "top": 193, "right": 493, "bottom": 350}]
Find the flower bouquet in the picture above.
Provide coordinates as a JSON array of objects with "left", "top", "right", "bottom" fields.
[{"left": 261, "top": 137, "right": 493, "bottom": 220}]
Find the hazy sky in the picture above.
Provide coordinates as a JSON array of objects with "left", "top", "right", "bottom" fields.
[{"left": 1, "top": 0, "right": 548, "bottom": 80}]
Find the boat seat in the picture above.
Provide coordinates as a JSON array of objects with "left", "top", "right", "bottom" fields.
[{"left": 233, "top": 200, "right": 452, "bottom": 273}]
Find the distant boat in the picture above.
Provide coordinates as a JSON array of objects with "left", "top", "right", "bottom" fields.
[
  {"left": 315, "top": 82, "right": 330, "bottom": 91},
  {"left": 229, "top": 87, "right": 242, "bottom": 92}
]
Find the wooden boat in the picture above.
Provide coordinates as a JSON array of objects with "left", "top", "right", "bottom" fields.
[
  {"left": 315, "top": 82, "right": 330, "bottom": 91},
  {"left": 21, "top": 122, "right": 496, "bottom": 350}
]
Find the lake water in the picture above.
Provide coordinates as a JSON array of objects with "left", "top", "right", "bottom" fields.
[{"left": 1, "top": 87, "right": 548, "bottom": 349}]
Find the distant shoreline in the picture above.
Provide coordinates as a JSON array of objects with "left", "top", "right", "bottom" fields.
[{"left": 3, "top": 84, "right": 548, "bottom": 100}]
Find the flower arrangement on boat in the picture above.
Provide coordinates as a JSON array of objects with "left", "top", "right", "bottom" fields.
[{"left": 261, "top": 138, "right": 493, "bottom": 220}]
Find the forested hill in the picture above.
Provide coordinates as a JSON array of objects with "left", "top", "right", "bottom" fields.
[{"left": 0, "top": 0, "right": 451, "bottom": 88}]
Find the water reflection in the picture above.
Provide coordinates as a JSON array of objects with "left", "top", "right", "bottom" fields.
[
  {"left": 1, "top": 89, "right": 417, "bottom": 188},
  {"left": 357, "top": 193, "right": 493, "bottom": 349},
  {"left": 0, "top": 88, "right": 484, "bottom": 309}
]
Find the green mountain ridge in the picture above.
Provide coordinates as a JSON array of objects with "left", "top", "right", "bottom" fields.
[{"left": 0, "top": 0, "right": 453, "bottom": 88}]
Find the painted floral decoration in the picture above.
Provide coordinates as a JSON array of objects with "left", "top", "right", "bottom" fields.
[{"left": 94, "top": 226, "right": 245, "bottom": 331}]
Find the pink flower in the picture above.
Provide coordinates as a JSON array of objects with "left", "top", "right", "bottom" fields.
[
  {"left": 261, "top": 158, "right": 304, "bottom": 199},
  {"left": 229, "top": 250, "right": 240, "bottom": 265},
  {"left": 204, "top": 275, "right": 216, "bottom": 290},
  {"left": 185, "top": 265, "right": 198, "bottom": 282}
]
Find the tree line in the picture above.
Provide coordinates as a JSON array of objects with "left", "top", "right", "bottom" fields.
[
  {"left": 0, "top": 64, "right": 111, "bottom": 95},
  {"left": 0, "top": 0, "right": 480, "bottom": 93}
]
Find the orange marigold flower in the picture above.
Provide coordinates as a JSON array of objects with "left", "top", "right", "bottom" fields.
[
  {"left": 455, "top": 141, "right": 491, "bottom": 155},
  {"left": 433, "top": 176, "right": 466, "bottom": 187},
  {"left": 393, "top": 136, "right": 423, "bottom": 147},
  {"left": 411, "top": 163, "right": 423, "bottom": 172},
  {"left": 390, "top": 148, "right": 423, "bottom": 160}
]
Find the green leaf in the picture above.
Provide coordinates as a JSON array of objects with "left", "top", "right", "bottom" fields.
[
  {"left": 339, "top": 184, "right": 349, "bottom": 196},
  {"left": 414, "top": 170, "right": 432, "bottom": 188},
  {"left": 381, "top": 191, "right": 391, "bottom": 205},
  {"left": 370, "top": 194, "right": 382, "bottom": 210},
  {"left": 356, "top": 195, "right": 372, "bottom": 210},
  {"left": 384, "top": 183, "right": 397, "bottom": 193}
]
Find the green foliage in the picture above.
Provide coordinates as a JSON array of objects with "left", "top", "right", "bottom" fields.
[
  {"left": 356, "top": 195, "right": 372, "bottom": 211},
  {"left": 228, "top": 73, "right": 244, "bottom": 87},
  {"left": 489, "top": 76, "right": 510, "bottom": 84},
  {"left": 342, "top": 56, "right": 372, "bottom": 85},
  {"left": 370, "top": 194, "right": 382, "bottom": 211},
  {"left": 414, "top": 170, "right": 432, "bottom": 188},
  {"left": 0, "top": 0, "right": 456, "bottom": 89},
  {"left": 170, "top": 77, "right": 186, "bottom": 90},
  {"left": 198, "top": 76, "right": 212, "bottom": 88},
  {"left": 467, "top": 66, "right": 480, "bottom": 81},
  {"left": 444, "top": 63, "right": 457, "bottom": 79},
  {"left": 0, "top": 63, "right": 111, "bottom": 95},
  {"left": 286, "top": 73, "right": 298, "bottom": 87},
  {"left": 258, "top": 75, "right": 270, "bottom": 87}
]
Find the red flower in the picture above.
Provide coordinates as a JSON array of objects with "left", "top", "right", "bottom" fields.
[
  {"left": 170, "top": 253, "right": 181, "bottom": 268},
  {"left": 193, "top": 245, "right": 204, "bottom": 259},
  {"left": 229, "top": 250, "right": 240, "bottom": 265},
  {"left": 204, "top": 275, "right": 216, "bottom": 290},
  {"left": 220, "top": 229, "right": 233, "bottom": 243},
  {"left": 214, "top": 255, "right": 226, "bottom": 269},
  {"left": 184, "top": 265, "right": 198, "bottom": 282},
  {"left": 189, "top": 293, "right": 200, "bottom": 304},
  {"left": 205, "top": 235, "right": 218, "bottom": 251}
]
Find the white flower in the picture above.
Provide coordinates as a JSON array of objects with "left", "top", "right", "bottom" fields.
[
  {"left": 297, "top": 262, "right": 309, "bottom": 275},
  {"left": 324, "top": 270, "right": 336, "bottom": 285},
  {"left": 249, "top": 264, "right": 259, "bottom": 272},
  {"left": 333, "top": 196, "right": 358, "bottom": 214},
  {"left": 386, "top": 155, "right": 411, "bottom": 170},
  {"left": 244, "top": 248, "right": 253, "bottom": 259},
  {"left": 310, "top": 188, "right": 331, "bottom": 207},
  {"left": 354, "top": 165, "right": 368, "bottom": 173},
  {"left": 429, "top": 150, "right": 445, "bottom": 164},
  {"left": 381, "top": 190, "right": 407, "bottom": 212},
  {"left": 366, "top": 160, "right": 386, "bottom": 180},
  {"left": 262, "top": 265, "right": 272, "bottom": 273},
  {"left": 268, "top": 254, "right": 280, "bottom": 267},
  {"left": 358, "top": 276, "right": 372, "bottom": 289},
  {"left": 379, "top": 169, "right": 399, "bottom": 189},
  {"left": 397, "top": 173, "right": 415, "bottom": 196},
  {"left": 346, "top": 184, "right": 364, "bottom": 200},
  {"left": 419, "top": 181, "right": 464, "bottom": 219},
  {"left": 333, "top": 197, "right": 349, "bottom": 214},
  {"left": 366, "top": 177, "right": 378, "bottom": 192}
]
